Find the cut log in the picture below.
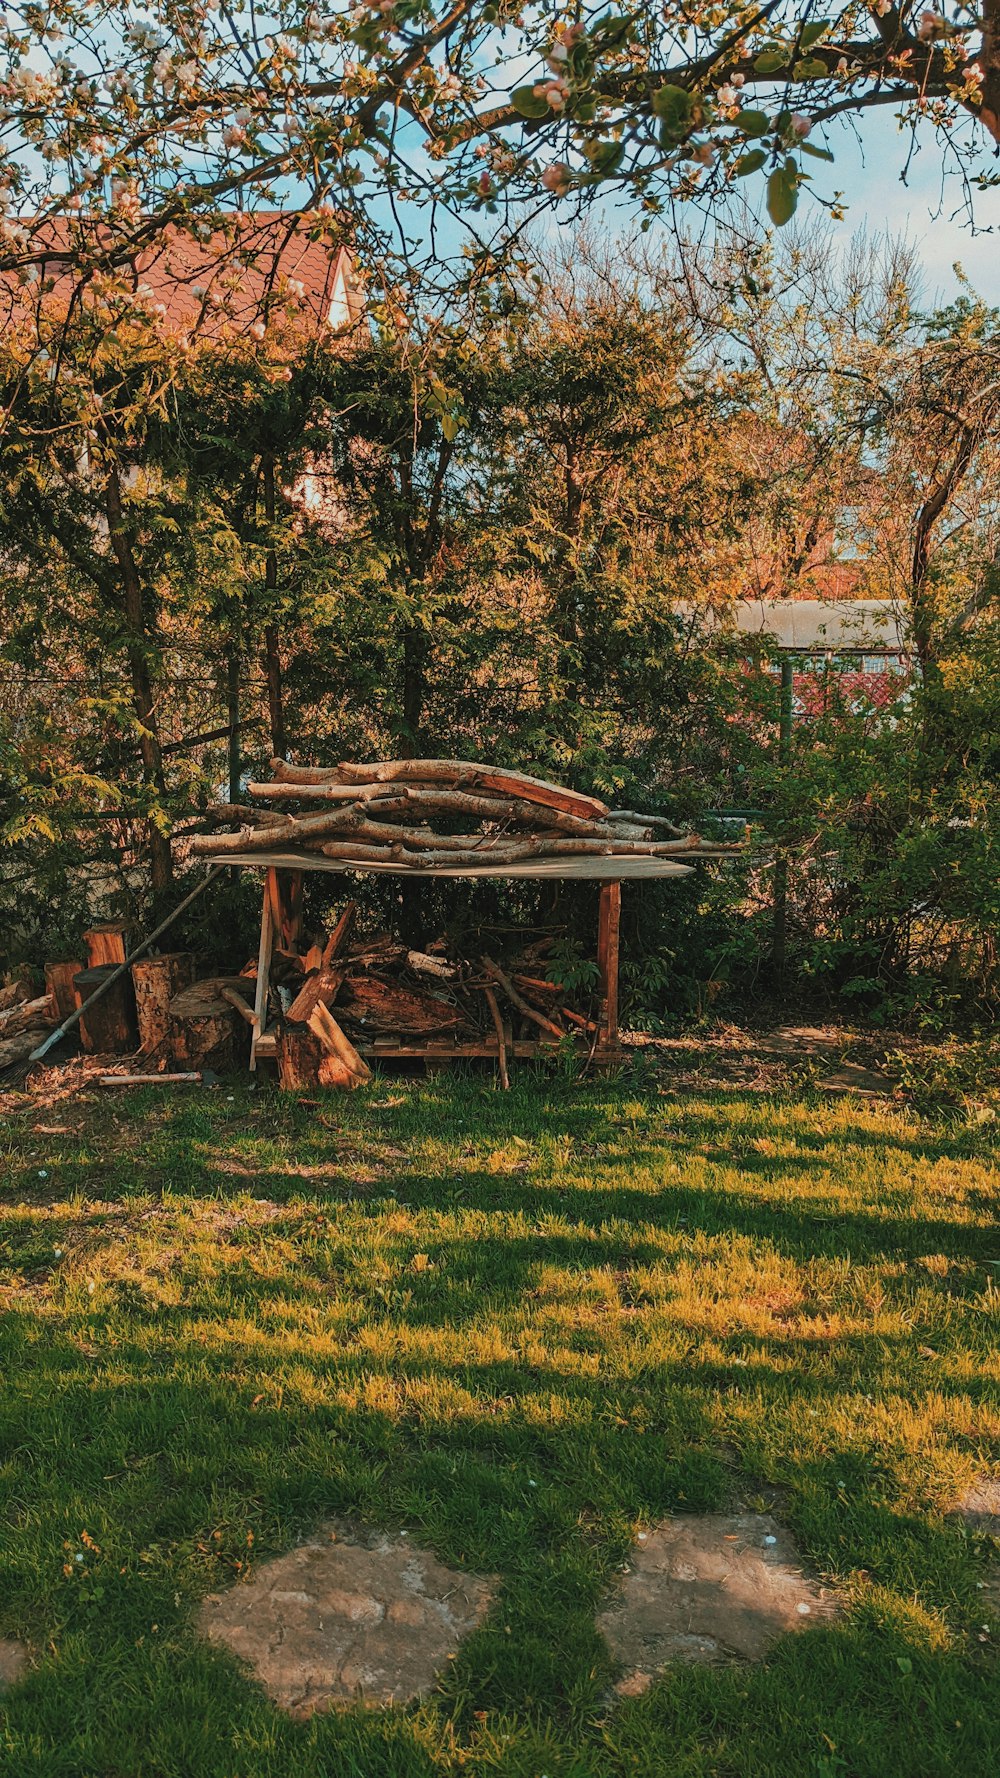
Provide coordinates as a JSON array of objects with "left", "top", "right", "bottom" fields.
[
  {"left": 169, "top": 976, "right": 254, "bottom": 1071},
  {"left": 338, "top": 976, "right": 467, "bottom": 1035},
  {"left": 74, "top": 966, "right": 138, "bottom": 1055},
  {"left": 0, "top": 994, "right": 54, "bottom": 1037},
  {"left": 276, "top": 1022, "right": 324, "bottom": 1092},
  {"left": 0, "top": 1028, "right": 43, "bottom": 1071},
  {"left": 406, "top": 950, "right": 458, "bottom": 980},
  {"left": 83, "top": 922, "right": 134, "bottom": 968},
  {"left": 131, "top": 952, "right": 195, "bottom": 1054},
  {"left": 0, "top": 979, "right": 32, "bottom": 1014},
  {"left": 306, "top": 1001, "right": 371, "bottom": 1084},
  {"left": 285, "top": 967, "right": 343, "bottom": 1023},
  {"left": 98, "top": 1072, "right": 202, "bottom": 1087},
  {"left": 44, "top": 961, "right": 82, "bottom": 1022}
]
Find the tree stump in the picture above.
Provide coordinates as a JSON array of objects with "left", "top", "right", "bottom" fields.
[
  {"left": 132, "top": 953, "right": 194, "bottom": 1054},
  {"left": 276, "top": 1022, "right": 324, "bottom": 1092},
  {"left": 74, "top": 966, "right": 138, "bottom": 1055},
  {"left": 83, "top": 923, "right": 134, "bottom": 968},
  {"left": 45, "top": 961, "right": 83, "bottom": 1022},
  {"left": 169, "top": 977, "right": 254, "bottom": 1072}
]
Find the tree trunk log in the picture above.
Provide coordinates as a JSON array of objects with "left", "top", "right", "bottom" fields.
[
  {"left": 169, "top": 977, "right": 254, "bottom": 1071},
  {"left": 45, "top": 962, "right": 82, "bottom": 1021},
  {"left": 84, "top": 923, "right": 134, "bottom": 968},
  {"left": 74, "top": 966, "right": 138, "bottom": 1055},
  {"left": 132, "top": 953, "right": 194, "bottom": 1054}
]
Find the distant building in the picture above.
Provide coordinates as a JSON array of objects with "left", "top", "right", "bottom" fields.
[{"left": 677, "top": 598, "right": 912, "bottom": 720}]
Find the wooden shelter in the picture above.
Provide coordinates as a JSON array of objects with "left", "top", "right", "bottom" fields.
[{"left": 204, "top": 852, "right": 694, "bottom": 1073}]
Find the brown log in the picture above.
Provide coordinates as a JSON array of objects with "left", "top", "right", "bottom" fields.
[
  {"left": 597, "top": 880, "right": 621, "bottom": 1054},
  {"left": 339, "top": 976, "right": 467, "bottom": 1035},
  {"left": 0, "top": 1028, "right": 44, "bottom": 1071},
  {"left": 203, "top": 803, "right": 288, "bottom": 827},
  {"left": 74, "top": 966, "right": 138, "bottom": 1055},
  {"left": 168, "top": 976, "right": 254, "bottom": 1071},
  {"left": 84, "top": 923, "right": 134, "bottom": 968},
  {"left": 306, "top": 1002, "right": 371, "bottom": 1083},
  {"left": 319, "top": 1053, "right": 367, "bottom": 1090},
  {"left": 276, "top": 1022, "right": 324, "bottom": 1091},
  {"left": 301, "top": 944, "right": 325, "bottom": 974},
  {"left": 482, "top": 960, "right": 564, "bottom": 1041},
  {"left": 286, "top": 967, "right": 344, "bottom": 1024},
  {"left": 273, "top": 757, "right": 609, "bottom": 821},
  {"left": 98, "top": 1072, "right": 202, "bottom": 1087},
  {"left": 188, "top": 805, "right": 368, "bottom": 854},
  {"left": 132, "top": 953, "right": 195, "bottom": 1054},
  {"left": 0, "top": 979, "right": 32, "bottom": 1014},
  {"left": 0, "top": 994, "right": 55, "bottom": 1037},
  {"left": 220, "top": 985, "right": 259, "bottom": 1027},
  {"left": 482, "top": 984, "right": 509, "bottom": 1090},
  {"left": 323, "top": 901, "right": 357, "bottom": 964},
  {"left": 561, "top": 1007, "right": 600, "bottom": 1035},
  {"left": 44, "top": 962, "right": 82, "bottom": 1021}
]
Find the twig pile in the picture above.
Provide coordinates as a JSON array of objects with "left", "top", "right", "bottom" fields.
[{"left": 191, "top": 757, "right": 744, "bottom": 869}]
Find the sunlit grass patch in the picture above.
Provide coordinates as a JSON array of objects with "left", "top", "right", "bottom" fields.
[{"left": 1, "top": 1075, "right": 999, "bottom": 1775}]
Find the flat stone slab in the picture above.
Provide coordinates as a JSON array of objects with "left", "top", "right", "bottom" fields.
[
  {"left": 197, "top": 1522, "right": 495, "bottom": 1716},
  {"left": 0, "top": 1639, "right": 29, "bottom": 1690},
  {"left": 950, "top": 1479, "right": 1000, "bottom": 1535},
  {"left": 598, "top": 1514, "right": 839, "bottom": 1692}
]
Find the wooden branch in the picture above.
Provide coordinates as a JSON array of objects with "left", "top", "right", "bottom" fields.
[
  {"left": 324, "top": 901, "right": 358, "bottom": 964},
  {"left": 285, "top": 967, "right": 344, "bottom": 1024},
  {"left": 482, "top": 984, "right": 509, "bottom": 1089},
  {"left": 276, "top": 757, "right": 609, "bottom": 821},
  {"left": 221, "top": 985, "right": 259, "bottom": 1027},
  {"left": 306, "top": 1001, "right": 371, "bottom": 1084},
  {"left": 482, "top": 958, "right": 564, "bottom": 1041}
]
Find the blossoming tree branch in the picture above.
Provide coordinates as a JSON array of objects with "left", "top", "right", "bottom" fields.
[{"left": 0, "top": 1, "right": 997, "bottom": 284}]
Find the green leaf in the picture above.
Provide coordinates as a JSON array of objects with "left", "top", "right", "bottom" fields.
[
  {"left": 801, "top": 19, "right": 832, "bottom": 45},
  {"left": 651, "top": 83, "right": 693, "bottom": 135},
  {"left": 735, "top": 148, "right": 768, "bottom": 176},
  {"left": 766, "top": 159, "right": 799, "bottom": 225},
  {"left": 754, "top": 49, "right": 790, "bottom": 73},
  {"left": 896, "top": 1656, "right": 913, "bottom": 1675},
  {"left": 801, "top": 141, "right": 834, "bottom": 161},
  {"left": 738, "top": 109, "right": 771, "bottom": 138},
  {"left": 511, "top": 84, "right": 549, "bottom": 119},
  {"left": 793, "top": 56, "right": 829, "bottom": 79}
]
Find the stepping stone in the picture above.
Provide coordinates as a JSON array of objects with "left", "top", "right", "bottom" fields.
[
  {"left": 598, "top": 1513, "right": 839, "bottom": 1694},
  {"left": 0, "top": 1639, "right": 29, "bottom": 1691},
  {"left": 950, "top": 1479, "right": 1000, "bottom": 1536},
  {"left": 197, "top": 1522, "right": 495, "bottom": 1716}
]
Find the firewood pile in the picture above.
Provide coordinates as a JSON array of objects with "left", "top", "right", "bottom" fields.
[
  {"left": 188, "top": 757, "right": 745, "bottom": 871},
  {"left": 258, "top": 900, "right": 614, "bottom": 1091}
]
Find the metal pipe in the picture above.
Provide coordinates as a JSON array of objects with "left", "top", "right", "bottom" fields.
[{"left": 29, "top": 866, "right": 226, "bottom": 1063}]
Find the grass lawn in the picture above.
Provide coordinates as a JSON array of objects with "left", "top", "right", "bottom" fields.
[{"left": 1, "top": 1067, "right": 999, "bottom": 1776}]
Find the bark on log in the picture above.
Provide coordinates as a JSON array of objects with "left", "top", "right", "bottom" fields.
[
  {"left": 44, "top": 962, "right": 82, "bottom": 1022},
  {"left": 0, "top": 1028, "right": 44, "bottom": 1071},
  {"left": 0, "top": 994, "right": 55, "bottom": 1037},
  {"left": 132, "top": 953, "right": 195, "bottom": 1054},
  {"left": 273, "top": 757, "right": 609, "bottom": 821},
  {"left": 0, "top": 979, "right": 32, "bottom": 1014},
  {"left": 286, "top": 968, "right": 344, "bottom": 1023},
  {"left": 276, "top": 1022, "right": 324, "bottom": 1091},
  {"left": 339, "top": 976, "right": 467, "bottom": 1034},
  {"left": 169, "top": 977, "right": 254, "bottom": 1071},
  {"left": 74, "top": 966, "right": 138, "bottom": 1055}
]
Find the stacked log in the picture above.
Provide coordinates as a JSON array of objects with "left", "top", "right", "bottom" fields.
[
  {"left": 188, "top": 757, "right": 745, "bottom": 871},
  {"left": 0, "top": 981, "right": 59, "bottom": 1070}
]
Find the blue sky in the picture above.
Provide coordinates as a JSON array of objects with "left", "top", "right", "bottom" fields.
[{"left": 821, "top": 109, "right": 999, "bottom": 306}]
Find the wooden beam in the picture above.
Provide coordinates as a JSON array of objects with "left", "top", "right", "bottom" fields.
[
  {"left": 250, "top": 883, "right": 275, "bottom": 1072},
  {"left": 596, "top": 879, "right": 621, "bottom": 1060}
]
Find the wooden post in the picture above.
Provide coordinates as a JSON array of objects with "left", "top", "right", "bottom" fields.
[
  {"left": 132, "top": 952, "right": 195, "bottom": 1053},
  {"left": 266, "top": 866, "right": 303, "bottom": 953},
  {"left": 596, "top": 879, "right": 621, "bottom": 1061},
  {"left": 250, "top": 882, "right": 275, "bottom": 1071}
]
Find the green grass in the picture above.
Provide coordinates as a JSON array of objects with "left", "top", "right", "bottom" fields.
[{"left": 1, "top": 1069, "right": 999, "bottom": 1776}]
